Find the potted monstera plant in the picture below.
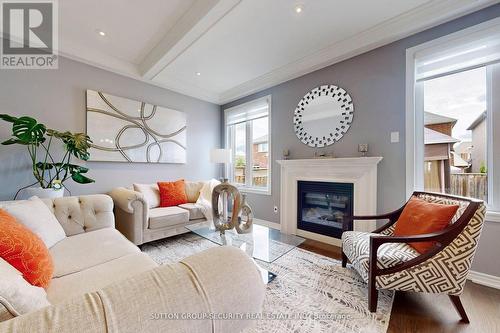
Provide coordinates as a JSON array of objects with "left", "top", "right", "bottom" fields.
[{"left": 0, "top": 114, "right": 94, "bottom": 199}]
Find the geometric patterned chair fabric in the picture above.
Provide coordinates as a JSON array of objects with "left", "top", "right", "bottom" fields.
[
  {"left": 342, "top": 231, "right": 420, "bottom": 282},
  {"left": 341, "top": 192, "right": 486, "bottom": 323}
]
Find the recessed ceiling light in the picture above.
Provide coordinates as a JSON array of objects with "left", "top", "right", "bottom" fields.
[
  {"left": 195, "top": 72, "right": 201, "bottom": 76},
  {"left": 295, "top": 5, "right": 303, "bottom": 13},
  {"left": 97, "top": 30, "right": 106, "bottom": 37}
]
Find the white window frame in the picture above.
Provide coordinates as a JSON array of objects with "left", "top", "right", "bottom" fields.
[
  {"left": 257, "top": 143, "right": 268, "bottom": 153},
  {"left": 224, "top": 95, "right": 272, "bottom": 195},
  {"left": 405, "top": 17, "right": 500, "bottom": 222}
]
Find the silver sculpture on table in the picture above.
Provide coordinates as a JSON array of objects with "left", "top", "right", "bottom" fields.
[{"left": 212, "top": 179, "right": 253, "bottom": 235}]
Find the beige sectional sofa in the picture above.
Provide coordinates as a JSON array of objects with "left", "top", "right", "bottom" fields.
[
  {"left": 109, "top": 181, "right": 207, "bottom": 245},
  {"left": 0, "top": 194, "right": 265, "bottom": 332}
]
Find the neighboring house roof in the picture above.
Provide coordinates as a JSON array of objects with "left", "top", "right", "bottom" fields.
[
  {"left": 454, "top": 141, "right": 472, "bottom": 154},
  {"left": 253, "top": 134, "right": 268, "bottom": 144},
  {"left": 451, "top": 152, "right": 469, "bottom": 168},
  {"left": 424, "top": 111, "right": 458, "bottom": 126},
  {"left": 424, "top": 127, "right": 459, "bottom": 145},
  {"left": 466, "top": 111, "right": 486, "bottom": 130}
]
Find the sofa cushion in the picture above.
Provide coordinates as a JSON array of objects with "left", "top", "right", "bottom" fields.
[
  {"left": 394, "top": 197, "right": 458, "bottom": 253},
  {"left": 178, "top": 203, "right": 205, "bottom": 220},
  {"left": 185, "top": 181, "right": 204, "bottom": 203},
  {"left": 50, "top": 228, "right": 139, "bottom": 278},
  {"left": 149, "top": 207, "right": 189, "bottom": 229},
  {"left": 133, "top": 183, "right": 160, "bottom": 209},
  {"left": 342, "top": 231, "right": 419, "bottom": 282},
  {"left": 0, "top": 258, "right": 50, "bottom": 316},
  {"left": 0, "top": 209, "right": 54, "bottom": 288},
  {"left": 158, "top": 180, "right": 188, "bottom": 207},
  {"left": 1, "top": 197, "right": 66, "bottom": 248},
  {"left": 47, "top": 253, "right": 157, "bottom": 304}
]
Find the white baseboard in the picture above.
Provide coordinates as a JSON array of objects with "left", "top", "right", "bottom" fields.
[
  {"left": 468, "top": 270, "right": 500, "bottom": 290},
  {"left": 254, "top": 218, "right": 280, "bottom": 230}
]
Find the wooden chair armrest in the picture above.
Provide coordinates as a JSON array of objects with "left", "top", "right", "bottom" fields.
[
  {"left": 370, "top": 230, "right": 448, "bottom": 246},
  {"left": 368, "top": 230, "right": 450, "bottom": 276},
  {"left": 343, "top": 207, "right": 404, "bottom": 232}
]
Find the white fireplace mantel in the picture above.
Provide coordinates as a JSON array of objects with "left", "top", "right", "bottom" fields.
[{"left": 276, "top": 157, "right": 383, "bottom": 246}]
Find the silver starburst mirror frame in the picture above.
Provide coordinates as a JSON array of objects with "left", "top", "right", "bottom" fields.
[{"left": 293, "top": 85, "right": 354, "bottom": 147}]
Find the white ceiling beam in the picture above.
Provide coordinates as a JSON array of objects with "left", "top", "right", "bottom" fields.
[{"left": 139, "top": 0, "right": 242, "bottom": 80}]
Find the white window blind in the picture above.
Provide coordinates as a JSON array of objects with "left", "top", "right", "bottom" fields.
[
  {"left": 226, "top": 98, "right": 269, "bottom": 125},
  {"left": 416, "top": 24, "right": 500, "bottom": 81}
]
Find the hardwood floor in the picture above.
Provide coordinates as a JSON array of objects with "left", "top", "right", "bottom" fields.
[{"left": 298, "top": 239, "right": 500, "bottom": 333}]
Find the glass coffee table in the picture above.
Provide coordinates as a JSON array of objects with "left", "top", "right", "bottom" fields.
[{"left": 186, "top": 221, "right": 305, "bottom": 283}]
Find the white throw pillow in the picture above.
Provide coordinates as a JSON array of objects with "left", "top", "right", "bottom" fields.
[
  {"left": 133, "top": 183, "right": 160, "bottom": 208},
  {"left": 0, "top": 258, "right": 50, "bottom": 316},
  {"left": 184, "top": 181, "right": 205, "bottom": 203},
  {"left": 1, "top": 196, "right": 66, "bottom": 248}
]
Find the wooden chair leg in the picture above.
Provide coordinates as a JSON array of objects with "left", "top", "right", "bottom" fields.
[
  {"left": 368, "top": 277, "right": 378, "bottom": 312},
  {"left": 341, "top": 251, "right": 347, "bottom": 267},
  {"left": 449, "top": 295, "right": 470, "bottom": 323}
]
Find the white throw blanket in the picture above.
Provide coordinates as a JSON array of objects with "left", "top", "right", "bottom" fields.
[{"left": 196, "top": 179, "right": 221, "bottom": 221}]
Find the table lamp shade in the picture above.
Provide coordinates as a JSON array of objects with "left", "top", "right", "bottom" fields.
[{"left": 210, "top": 149, "right": 232, "bottom": 164}]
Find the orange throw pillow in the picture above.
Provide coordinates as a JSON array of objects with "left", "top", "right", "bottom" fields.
[
  {"left": 0, "top": 209, "right": 54, "bottom": 288},
  {"left": 393, "top": 197, "right": 458, "bottom": 254},
  {"left": 158, "top": 179, "right": 188, "bottom": 207}
]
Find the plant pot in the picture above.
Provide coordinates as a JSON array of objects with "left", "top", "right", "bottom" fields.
[{"left": 21, "top": 187, "right": 64, "bottom": 200}]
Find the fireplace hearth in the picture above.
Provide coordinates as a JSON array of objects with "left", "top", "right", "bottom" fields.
[{"left": 297, "top": 181, "right": 353, "bottom": 239}]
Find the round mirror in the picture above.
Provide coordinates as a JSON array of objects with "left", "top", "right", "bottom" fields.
[{"left": 293, "top": 85, "right": 354, "bottom": 147}]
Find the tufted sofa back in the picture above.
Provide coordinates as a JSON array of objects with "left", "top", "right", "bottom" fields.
[{"left": 39, "top": 195, "right": 115, "bottom": 236}]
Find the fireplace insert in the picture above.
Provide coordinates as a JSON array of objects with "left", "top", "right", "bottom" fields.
[{"left": 297, "top": 181, "right": 353, "bottom": 239}]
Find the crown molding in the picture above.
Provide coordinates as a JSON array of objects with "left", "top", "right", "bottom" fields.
[{"left": 218, "top": 0, "right": 498, "bottom": 104}]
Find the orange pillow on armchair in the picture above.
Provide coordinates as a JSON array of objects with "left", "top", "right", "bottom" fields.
[
  {"left": 158, "top": 179, "right": 188, "bottom": 207},
  {"left": 0, "top": 209, "right": 54, "bottom": 288},
  {"left": 393, "top": 197, "right": 459, "bottom": 254}
]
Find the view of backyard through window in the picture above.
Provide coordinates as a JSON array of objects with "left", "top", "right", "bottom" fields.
[
  {"left": 423, "top": 67, "right": 487, "bottom": 201},
  {"left": 233, "top": 116, "right": 269, "bottom": 189}
]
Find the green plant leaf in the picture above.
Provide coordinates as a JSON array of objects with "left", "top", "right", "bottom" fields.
[
  {"left": 57, "top": 163, "right": 89, "bottom": 174},
  {"left": 11, "top": 116, "right": 46, "bottom": 144},
  {"left": 75, "top": 165, "right": 89, "bottom": 173},
  {"left": 1, "top": 138, "right": 25, "bottom": 145},
  {"left": 71, "top": 173, "right": 95, "bottom": 184},
  {"left": 47, "top": 130, "right": 92, "bottom": 160},
  {"left": 36, "top": 162, "right": 55, "bottom": 170},
  {"left": 0, "top": 114, "right": 19, "bottom": 123}
]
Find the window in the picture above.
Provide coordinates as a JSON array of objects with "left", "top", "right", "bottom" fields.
[
  {"left": 225, "top": 95, "right": 271, "bottom": 194},
  {"left": 257, "top": 143, "right": 268, "bottom": 153},
  {"left": 406, "top": 18, "right": 500, "bottom": 213},
  {"left": 422, "top": 67, "right": 487, "bottom": 201}
]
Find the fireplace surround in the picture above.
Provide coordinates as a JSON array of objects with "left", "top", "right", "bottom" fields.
[{"left": 277, "top": 157, "right": 382, "bottom": 246}]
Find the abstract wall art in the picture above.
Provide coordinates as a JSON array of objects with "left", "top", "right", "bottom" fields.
[{"left": 86, "top": 90, "right": 186, "bottom": 163}]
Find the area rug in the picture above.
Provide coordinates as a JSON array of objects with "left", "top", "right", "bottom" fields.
[{"left": 142, "top": 233, "right": 394, "bottom": 333}]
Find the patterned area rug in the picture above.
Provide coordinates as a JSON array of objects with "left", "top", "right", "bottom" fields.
[{"left": 142, "top": 233, "right": 394, "bottom": 333}]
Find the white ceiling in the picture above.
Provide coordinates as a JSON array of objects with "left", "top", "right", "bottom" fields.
[
  {"left": 59, "top": 0, "right": 196, "bottom": 64},
  {"left": 56, "top": 0, "right": 498, "bottom": 104}
]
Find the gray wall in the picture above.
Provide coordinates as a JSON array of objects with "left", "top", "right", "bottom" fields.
[
  {"left": 222, "top": 4, "right": 500, "bottom": 277},
  {"left": 0, "top": 56, "right": 221, "bottom": 200}
]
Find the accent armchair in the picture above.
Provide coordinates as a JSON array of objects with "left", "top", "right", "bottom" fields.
[{"left": 341, "top": 191, "right": 486, "bottom": 323}]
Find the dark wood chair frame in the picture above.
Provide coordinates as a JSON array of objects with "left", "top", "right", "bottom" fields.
[{"left": 341, "top": 191, "right": 482, "bottom": 323}]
